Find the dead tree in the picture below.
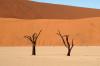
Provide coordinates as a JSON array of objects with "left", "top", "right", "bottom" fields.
[
  {"left": 57, "top": 31, "right": 74, "bottom": 56},
  {"left": 24, "top": 30, "right": 42, "bottom": 55}
]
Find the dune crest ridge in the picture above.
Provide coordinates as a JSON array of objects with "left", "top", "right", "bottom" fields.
[{"left": 0, "top": 0, "right": 100, "bottom": 19}]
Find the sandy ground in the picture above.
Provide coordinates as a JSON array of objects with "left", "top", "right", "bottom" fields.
[{"left": 0, "top": 46, "right": 100, "bottom": 66}]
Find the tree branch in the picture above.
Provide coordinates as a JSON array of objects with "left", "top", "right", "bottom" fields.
[
  {"left": 24, "top": 35, "right": 33, "bottom": 43},
  {"left": 35, "top": 30, "right": 42, "bottom": 42},
  {"left": 65, "top": 35, "right": 70, "bottom": 49},
  {"left": 57, "top": 31, "right": 67, "bottom": 48},
  {"left": 70, "top": 39, "right": 74, "bottom": 50}
]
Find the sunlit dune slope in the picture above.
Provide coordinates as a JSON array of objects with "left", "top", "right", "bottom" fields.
[{"left": 0, "top": 18, "right": 100, "bottom": 46}]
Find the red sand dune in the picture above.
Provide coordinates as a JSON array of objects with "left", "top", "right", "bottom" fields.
[
  {"left": 0, "top": 0, "right": 100, "bottom": 46},
  {"left": 0, "top": 18, "right": 100, "bottom": 46},
  {"left": 0, "top": 0, "right": 100, "bottom": 19}
]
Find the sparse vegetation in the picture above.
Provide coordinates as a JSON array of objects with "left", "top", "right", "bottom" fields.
[
  {"left": 57, "top": 31, "right": 74, "bottom": 56},
  {"left": 24, "top": 30, "right": 42, "bottom": 55}
]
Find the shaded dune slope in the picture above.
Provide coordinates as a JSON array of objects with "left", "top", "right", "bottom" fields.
[{"left": 0, "top": 0, "right": 100, "bottom": 19}]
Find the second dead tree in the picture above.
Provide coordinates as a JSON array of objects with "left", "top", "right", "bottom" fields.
[{"left": 57, "top": 31, "right": 74, "bottom": 56}]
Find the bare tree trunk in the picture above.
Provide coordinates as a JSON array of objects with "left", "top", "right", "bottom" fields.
[
  {"left": 32, "top": 44, "right": 36, "bottom": 55},
  {"left": 67, "top": 49, "right": 71, "bottom": 56}
]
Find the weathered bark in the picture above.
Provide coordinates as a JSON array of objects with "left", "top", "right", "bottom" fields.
[
  {"left": 67, "top": 49, "right": 71, "bottom": 56},
  {"left": 32, "top": 44, "right": 36, "bottom": 55}
]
